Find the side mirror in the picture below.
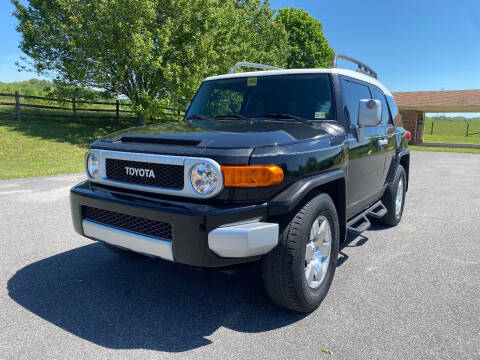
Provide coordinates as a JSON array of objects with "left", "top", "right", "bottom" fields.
[{"left": 358, "top": 99, "right": 382, "bottom": 127}]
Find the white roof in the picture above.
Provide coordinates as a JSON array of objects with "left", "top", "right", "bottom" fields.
[{"left": 204, "top": 68, "right": 392, "bottom": 97}]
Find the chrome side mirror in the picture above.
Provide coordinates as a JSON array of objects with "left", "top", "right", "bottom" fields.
[{"left": 358, "top": 99, "right": 381, "bottom": 127}]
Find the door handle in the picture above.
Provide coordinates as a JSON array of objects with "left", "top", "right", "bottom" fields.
[{"left": 378, "top": 139, "right": 388, "bottom": 146}]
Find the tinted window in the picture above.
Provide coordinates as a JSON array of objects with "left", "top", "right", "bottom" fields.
[
  {"left": 187, "top": 74, "right": 335, "bottom": 121},
  {"left": 371, "top": 87, "right": 391, "bottom": 125},
  {"left": 386, "top": 95, "right": 401, "bottom": 126},
  {"left": 342, "top": 80, "right": 371, "bottom": 126}
]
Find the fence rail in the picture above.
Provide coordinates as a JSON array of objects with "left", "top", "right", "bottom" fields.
[{"left": 0, "top": 91, "right": 184, "bottom": 123}]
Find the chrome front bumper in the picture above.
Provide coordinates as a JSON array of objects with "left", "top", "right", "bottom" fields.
[
  {"left": 208, "top": 222, "right": 279, "bottom": 258},
  {"left": 83, "top": 220, "right": 174, "bottom": 261},
  {"left": 82, "top": 219, "right": 278, "bottom": 261}
]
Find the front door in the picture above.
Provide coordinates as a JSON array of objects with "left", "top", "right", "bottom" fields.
[{"left": 341, "top": 78, "right": 386, "bottom": 217}]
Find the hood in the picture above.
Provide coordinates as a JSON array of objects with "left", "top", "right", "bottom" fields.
[{"left": 100, "top": 119, "right": 344, "bottom": 149}]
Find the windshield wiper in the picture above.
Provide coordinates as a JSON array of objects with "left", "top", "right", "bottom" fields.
[
  {"left": 214, "top": 114, "right": 251, "bottom": 121},
  {"left": 259, "top": 113, "right": 312, "bottom": 124},
  {"left": 185, "top": 114, "right": 210, "bottom": 121},
  {"left": 186, "top": 114, "right": 252, "bottom": 121}
]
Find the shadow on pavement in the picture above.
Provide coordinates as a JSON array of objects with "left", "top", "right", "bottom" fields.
[
  {"left": 7, "top": 243, "right": 306, "bottom": 353},
  {"left": 338, "top": 231, "right": 369, "bottom": 267}
]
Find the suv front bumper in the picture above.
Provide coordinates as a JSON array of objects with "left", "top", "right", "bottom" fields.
[{"left": 70, "top": 181, "right": 278, "bottom": 267}]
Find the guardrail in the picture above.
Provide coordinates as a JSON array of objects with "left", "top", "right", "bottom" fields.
[{"left": 0, "top": 91, "right": 184, "bottom": 123}]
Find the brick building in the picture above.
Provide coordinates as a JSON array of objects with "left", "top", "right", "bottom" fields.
[{"left": 392, "top": 90, "right": 480, "bottom": 144}]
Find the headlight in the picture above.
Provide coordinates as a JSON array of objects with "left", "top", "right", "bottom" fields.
[
  {"left": 189, "top": 162, "right": 219, "bottom": 195},
  {"left": 86, "top": 153, "right": 99, "bottom": 178}
]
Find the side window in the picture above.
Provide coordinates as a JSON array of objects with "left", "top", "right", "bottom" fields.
[
  {"left": 371, "top": 87, "right": 391, "bottom": 125},
  {"left": 386, "top": 95, "right": 402, "bottom": 126},
  {"left": 342, "top": 79, "right": 371, "bottom": 126}
]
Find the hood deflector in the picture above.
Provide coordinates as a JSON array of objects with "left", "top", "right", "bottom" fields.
[{"left": 118, "top": 135, "right": 202, "bottom": 147}]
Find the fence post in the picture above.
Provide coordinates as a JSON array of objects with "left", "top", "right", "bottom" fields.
[
  {"left": 15, "top": 91, "right": 21, "bottom": 121},
  {"left": 430, "top": 120, "right": 434, "bottom": 135},
  {"left": 72, "top": 97, "right": 77, "bottom": 121},
  {"left": 466, "top": 123, "right": 469, "bottom": 137},
  {"left": 116, "top": 100, "right": 120, "bottom": 123}
]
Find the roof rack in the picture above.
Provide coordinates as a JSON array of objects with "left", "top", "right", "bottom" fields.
[
  {"left": 331, "top": 53, "right": 377, "bottom": 79},
  {"left": 228, "top": 62, "right": 282, "bottom": 74}
]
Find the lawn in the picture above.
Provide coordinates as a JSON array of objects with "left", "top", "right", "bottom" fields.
[
  {"left": 409, "top": 145, "right": 480, "bottom": 154},
  {"left": 0, "top": 116, "right": 136, "bottom": 179},
  {"left": 1, "top": 116, "right": 479, "bottom": 180},
  {"left": 423, "top": 118, "right": 480, "bottom": 145}
]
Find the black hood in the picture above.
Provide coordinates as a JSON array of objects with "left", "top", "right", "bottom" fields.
[{"left": 100, "top": 119, "right": 344, "bottom": 149}]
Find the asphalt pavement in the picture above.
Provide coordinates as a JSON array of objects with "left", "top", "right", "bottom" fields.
[{"left": 0, "top": 151, "right": 479, "bottom": 359}]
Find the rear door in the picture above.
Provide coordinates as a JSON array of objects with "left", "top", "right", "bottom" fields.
[{"left": 342, "top": 77, "right": 386, "bottom": 216}]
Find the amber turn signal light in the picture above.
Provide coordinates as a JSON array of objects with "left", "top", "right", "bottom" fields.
[{"left": 221, "top": 165, "right": 284, "bottom": 187}]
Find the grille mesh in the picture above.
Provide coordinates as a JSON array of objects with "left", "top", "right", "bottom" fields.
[
  {"left": 83, "top": 206, "right": 172, "bottom": 240},
  {"left": 105, "top": 158, "right": 184, "bottom": 189}
]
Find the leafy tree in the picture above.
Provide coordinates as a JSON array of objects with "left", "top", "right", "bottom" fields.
[
  {"left": 12, "top": 0, "right": 288, "bottom": 121},
  {"left": 276, "top": 7, "right": 334, "bottom": 69}
]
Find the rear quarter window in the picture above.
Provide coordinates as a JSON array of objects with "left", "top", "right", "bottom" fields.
[
  {"left": 371, "top": 87, "right": 391, "bottom": 125},
  {"left": 386, "top": 95, "right": 402, "bottom": 127}
]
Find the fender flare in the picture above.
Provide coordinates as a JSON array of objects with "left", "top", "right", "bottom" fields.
[
  {"left": 268, "top": 169, "right": 346, "bottom": 216},
  {"left": 387, "top": 148, "right": 410, "bottom": 189}
]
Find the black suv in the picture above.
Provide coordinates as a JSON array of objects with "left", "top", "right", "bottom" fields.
[{"left": 70, "top": 54, "right": 410, "bottom": 312}]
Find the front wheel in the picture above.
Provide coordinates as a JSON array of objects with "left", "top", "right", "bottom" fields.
[{"left": 262, "top": 193, "right": 339, "bottom": 312}]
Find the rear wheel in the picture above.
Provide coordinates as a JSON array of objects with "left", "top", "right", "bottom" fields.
[
  {"left": 378, "top": 165, "right": 406, "bottom": 226},
  {"left": 262, "top": 193, "right": 339, "bottom": 312}
]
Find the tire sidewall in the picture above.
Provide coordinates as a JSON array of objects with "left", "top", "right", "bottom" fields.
[
  {"left": 295, "top": 194, "right": 339, "bottom": 309},
  {"left": 392, "top": 166, "right": 406, "bottom": 222}
]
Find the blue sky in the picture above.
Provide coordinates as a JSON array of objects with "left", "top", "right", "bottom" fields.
[{"left": 1, "top": 1, "right": 479, "bottom": 95}]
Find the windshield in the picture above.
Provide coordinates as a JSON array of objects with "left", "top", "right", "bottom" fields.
[{"left": 186, "top": 74, "right": 335, "bottom": 121}]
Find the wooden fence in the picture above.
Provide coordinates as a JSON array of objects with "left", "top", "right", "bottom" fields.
[
  {"left": 0, "top": 91, "right": 184, "bottom": 123},
  {"left": 466, "top": 123, "right": 480, "bottom": 137}
]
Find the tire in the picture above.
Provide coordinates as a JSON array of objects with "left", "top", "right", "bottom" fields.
[
  {"left": 262, "top": 192, "right": 339, "bottom": 312},
  {"left": 378, "top": 164, "right": 406, "bottom": 226},
  {"left": 103, "top": 242, "right": 143, "bottom": 258}
]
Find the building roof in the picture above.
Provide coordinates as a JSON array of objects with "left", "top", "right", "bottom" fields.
[
  {"left": 204, "top": 68, "right": 393, "bottom": 96},
  {"left": 393, "top": 90, "right": 480, "bottom": 112}
]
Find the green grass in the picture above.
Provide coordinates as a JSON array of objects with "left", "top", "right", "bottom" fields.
[
  {"left": 410, "top": 145, "right": 480, "bottom": 154},
  {"left": 0, "top": 115, "right": 136, "bottom": 180},
  {"left": 1, "top": 115, "right": 479, "bottom": 180},
  {"left": 423, "top": 119, "right": 480, "bottom": 145}
]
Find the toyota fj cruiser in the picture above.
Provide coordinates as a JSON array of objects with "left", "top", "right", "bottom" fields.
[{"left": 70, "top": 54, "right": 410, "bottom": 312}]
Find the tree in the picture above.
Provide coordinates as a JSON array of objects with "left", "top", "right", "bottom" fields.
[
  {"left": 276, "top": 7, "right": 334, "bottom": 69},
  {"left": 12, "top": 0, "right": 288, "bottom": 121}
]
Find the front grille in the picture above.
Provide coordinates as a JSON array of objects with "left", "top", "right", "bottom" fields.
[
  {"left": 105, "top": 158, "right": 184, "bottom": 189},
  {"left": 83, "top": 206, "right": 172, "bottom": 240}
]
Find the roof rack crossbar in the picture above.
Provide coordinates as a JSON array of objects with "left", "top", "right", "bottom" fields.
[
  {"left": 228, "top": 62, "right": 282, "bottom": 74},
  {"left": 331, "top": 53, "right": 377, "bottom": 79}
]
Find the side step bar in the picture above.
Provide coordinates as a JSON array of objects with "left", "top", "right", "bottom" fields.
[{"left": 346, "top": 201, "right": 387, "bottom": 234}]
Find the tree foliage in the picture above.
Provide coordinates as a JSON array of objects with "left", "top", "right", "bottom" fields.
[
  {"left": 12, "top": 0, "right": 288, "bottom": 120},
  {"left": 276, "top": 7, "right": 334, "bottom": 69}
]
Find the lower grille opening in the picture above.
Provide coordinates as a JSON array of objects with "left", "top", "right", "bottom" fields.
[{"left": 82, "top": 206, "right": 172, "bottom": 240}]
